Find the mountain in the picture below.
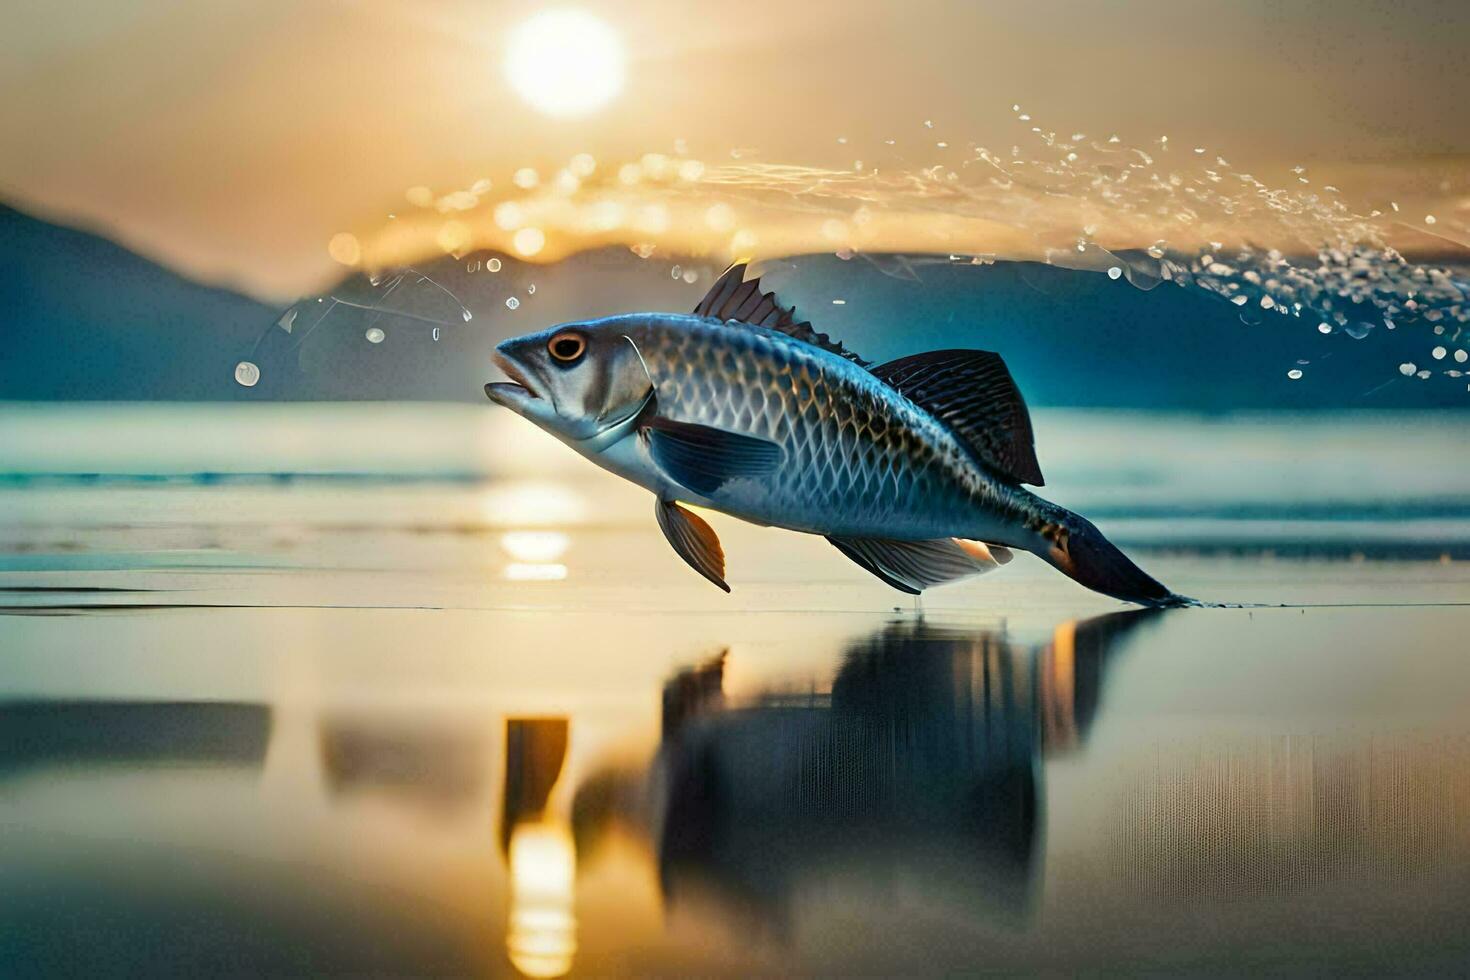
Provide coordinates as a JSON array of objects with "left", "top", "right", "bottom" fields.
[
  {"left": 1, "top": 200, "right": 1461, "bottom": 408},
  {"left": 0, "top": 203, "right": 279, "bottom": 400}
]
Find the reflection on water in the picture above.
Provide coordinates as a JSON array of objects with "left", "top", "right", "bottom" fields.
[
  {"left": 1111, "top": 733, "right": 1470, "bottom": 905},
  {"left": 574, "top": 613, "right": 1155, "bottom": 939},
  {"left": 502, "top": 719, "right": 576, "bottom": 978},
  {"left": 0, "top": 700, "right": 271, "bottom": 774},
  {"left": 3, "top": 602, "right": 1470, "bottom": 975},
  {"left": 501, "top": 530, "right": 571, "bottom": 583},
  {"left": 319, "top": 716, "right": 488, "bottom": 814}
]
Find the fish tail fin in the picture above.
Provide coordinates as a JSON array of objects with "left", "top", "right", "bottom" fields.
[{"left": 1033, "top": 508, "right": 1189, "bottom": 607}]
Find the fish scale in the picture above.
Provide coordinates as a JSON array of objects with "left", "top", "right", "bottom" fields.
[{"left": 627, "top": 315, "right": 1031, "bottom": 540}]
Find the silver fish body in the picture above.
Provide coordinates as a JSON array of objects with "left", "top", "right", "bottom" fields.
[
  {"left": 598, "top": 314, "right": 1038, "bottom": 545},
  {"left": 486, "top": 266, "right": 1180, "bottom": 605}
]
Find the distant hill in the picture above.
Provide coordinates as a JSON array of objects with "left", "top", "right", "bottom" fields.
[
  {"left": 0, "top": 203, "right": 279, "bottom": 400},
  {"left": 1, "top": 200, "right": 1461, "bottom": 408}
]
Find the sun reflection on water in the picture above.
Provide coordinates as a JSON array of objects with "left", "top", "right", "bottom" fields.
[
  {"left": 480, "top": 481, "right": 587, "bottom": 527},
  {"left": 501, "top": 529, "right": 571, "bottom": 582},
  {"left": 507, "top": 821, "right": 578, "bottom": 978},
  {"left": 505, "top": 562, "right": 569, "bottom": 582}
]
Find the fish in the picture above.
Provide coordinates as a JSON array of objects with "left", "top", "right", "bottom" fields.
[{"left": 485, "top": 264, "right": 1187, "bottom": 605}]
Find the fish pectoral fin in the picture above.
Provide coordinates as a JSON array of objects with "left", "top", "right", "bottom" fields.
[
  {"left": 644, "top": 419, "right": 783, "bottom": 496},
  {"left": 826, "top": 535, "right": 1005, "bottom": 594},
  {"left": 656, "top": 498, "right": 731, "bottom": 593}
]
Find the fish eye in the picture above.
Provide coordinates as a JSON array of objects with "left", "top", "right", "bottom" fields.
[{"left": 548, "top": 331, "right": 587, "bottom": 364}]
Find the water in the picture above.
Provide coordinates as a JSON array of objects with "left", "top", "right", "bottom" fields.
[{"left": 2, "top": 405, "right": 1469, "bottom": 975}]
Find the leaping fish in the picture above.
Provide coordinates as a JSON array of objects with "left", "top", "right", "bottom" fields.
[{"left": 485, "top": 264, "right": 1186, "bottom": 605}]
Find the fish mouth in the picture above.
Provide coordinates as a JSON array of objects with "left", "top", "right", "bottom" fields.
[{"left": 485, "top": 351, "right": 542, "bottom": 405}]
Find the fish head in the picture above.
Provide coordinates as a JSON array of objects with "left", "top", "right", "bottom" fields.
[{"left": 486, "top": 318, "right": 654, "bottom": 443}]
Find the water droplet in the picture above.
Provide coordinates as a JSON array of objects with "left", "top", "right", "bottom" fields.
[
  {"left": 1344, "top": 322, "right": 1373, "bottom": 340},
  {"left": 234, "top": 361, "right": 260, "bottom": 387},
  {"left": 1287, "top": 369, "right": 1303, "bottom": 380},
  {"left": 505, "top": 297, "right": 520, "bottom": 310},
  {"left": 433, "top": 327, "right": 441, "bottom": 342},
  {"left": 513, "top": 227, "right": 545, "bottom": 257},
  {"left": 462, "top": 309, "right": 473, "bottom": 322},
  {"left": 682, "top": 269, "right": 698, "bottom": 284},
  {"left": 569, "top": 153, "right": 596, "bottom": 178},
  {"left": 671, "top": 265, "right": 682, "bottom": 279},
  {"left": 832, "top": 299, "right": 846, "bottom": 305},
  {"left": 527, "top": 284, "right": 536, "bottom": 295},
  {"left": 1456, "top": 350, "right": 1468, "bottom": 363},
  {"left": 1432, "top": 346, "right": 1447, "bottom": 360},
  {"left": 1232, "top": 295, "right": 1249, "bottom": 306},
  {"left": 1107, "top": 266, "right": 1122, "bottom": 280},
  {"left": 1318, "top": 323, "right": 1332, "bottom": 334},
  {"left": 1417, "top": 370, "right": 1431, "bottom": 379},
  {"left": 1425, "top": 215, "right": 1437, "bottom": 225},
  {"left": 365, "top": 327, "right": 385, "bottom": 344},
  {"left": 487, "top": 258, "right": 502, "bottom": 273},
  {"left": 1399, "top": 362, "right": 1417, "bottom": 376}
]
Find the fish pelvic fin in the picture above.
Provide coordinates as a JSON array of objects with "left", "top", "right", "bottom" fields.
[{"left": 656, "top": 498, "right": 731, "bottom": 592}]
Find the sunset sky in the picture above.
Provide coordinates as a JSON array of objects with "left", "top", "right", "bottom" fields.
[{"left": 3, "top": 0, "right": 1467, "bottom": 299}]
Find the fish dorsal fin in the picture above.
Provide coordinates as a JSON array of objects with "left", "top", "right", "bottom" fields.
[
  {"left": 693, "top": 263, "right": 869, "bottom": 366},
  {"left": 870, "top": 349, "right": 1045, "bottom": 486}
]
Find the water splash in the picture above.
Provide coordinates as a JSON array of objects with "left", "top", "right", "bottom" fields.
[
  {"left": 241, "top": 106, "right": 1468, "bottom": 390},
  {"left": 237, "top": 267, "right": 476, "bottom": 386}
]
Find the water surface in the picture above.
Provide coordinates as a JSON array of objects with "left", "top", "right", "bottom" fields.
[{"left": 1, "top": 408, "right": 1468, "bottom": 976}]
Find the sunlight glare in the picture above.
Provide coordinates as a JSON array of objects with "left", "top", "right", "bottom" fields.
[
  {"left": 507, "top": 821, "right": 577, "bottom": 977},
  {"left": 504, "top": 10, "right": 625, "bottom": 118}
]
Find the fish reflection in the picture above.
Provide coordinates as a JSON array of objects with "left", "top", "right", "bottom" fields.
[{"left": 573, "top": 611, "right": 1159, "bottom": 934}]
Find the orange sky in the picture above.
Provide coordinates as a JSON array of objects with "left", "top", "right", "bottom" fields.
[{"left": 2, "top": 0, "right": 1467, "bottom": 299}]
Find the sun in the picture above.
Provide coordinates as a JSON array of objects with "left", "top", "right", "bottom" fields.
[{"left": 504, "top": 10, "right": 626, "bottom": 118}]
